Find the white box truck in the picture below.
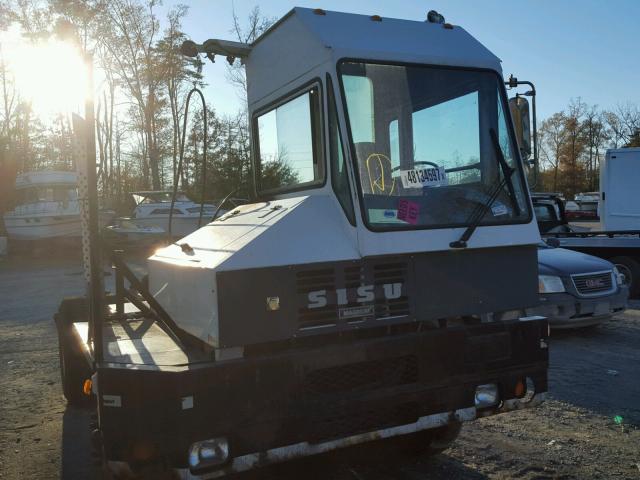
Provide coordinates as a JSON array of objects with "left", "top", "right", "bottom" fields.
[{"left": 600, "top": 148, "right": 640, "bottom": 230}]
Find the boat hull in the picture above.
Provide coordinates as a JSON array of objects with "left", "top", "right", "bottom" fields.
[
  {"left": 3, "top": 212, "right": 113, "bottom": 240},
  {"left": 4, "top": 214, "right": 81, "bottom": 240},
  {"left": 132, "top": 216, "right": 212, "bottom": 238}
]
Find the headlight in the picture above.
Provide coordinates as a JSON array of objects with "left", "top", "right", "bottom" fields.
[
  {"left": 475, "top": 383, "right": 499, "bottom": 408},
  {"left": 538, "top": 275, "right": 565, "bottom": 293},
  {"left": 189, "top": 437, "right": 229, "bottom": 473},
  {"left": 613, "top": 267, "right": 625, "bottom": 286}
]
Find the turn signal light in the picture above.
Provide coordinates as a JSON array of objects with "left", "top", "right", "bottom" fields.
[
  {"left": 83, "top": 379, "right": 92, "bottom": 396},
  {"left": 514, "top": 379, "right": 525, "bottom": 398}
]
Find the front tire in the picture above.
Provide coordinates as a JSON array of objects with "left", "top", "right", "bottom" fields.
[
  {"left": 610, "top": 256, "right": 640, "bottom": 298},
  {"left": 424, "top": 421, "right": 462, "bottom": 455}
]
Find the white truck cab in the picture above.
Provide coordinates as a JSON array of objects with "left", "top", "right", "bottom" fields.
[{"left": 149, "top": 8, "right": 541, "bottom": 349}]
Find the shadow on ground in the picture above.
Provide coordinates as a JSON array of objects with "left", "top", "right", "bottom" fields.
[
  {"left": 61, "top": 405, "right": 96, "bottom": 480},
  {"left": 549, "top": 315, "right": 640, "bottom": 426},
  {"left": 229, "top": 448, "right": 487, "bottom": 480}
]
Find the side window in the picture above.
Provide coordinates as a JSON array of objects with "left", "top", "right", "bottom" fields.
[
  {"left": 150, "top": 208, "right": 183, "bottom": 215},
  {"left": 256, "top": 86, "right": 323, "bottom": 193},
  {"left": 327, "top": 75, "right": 355, "bottom": 224}
]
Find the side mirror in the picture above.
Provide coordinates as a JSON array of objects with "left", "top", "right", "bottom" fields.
[{"left": 509, "top": 96, "right": 532, "bottom": 159}]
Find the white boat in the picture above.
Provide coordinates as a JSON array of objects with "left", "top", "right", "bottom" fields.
[
  {"left": 129, "top": 191, "right": 223, "bottom": 238},
  {"left": 3, "top": 171, "right": 112, "bottom": 241},
  {"left": 104, "top": 218, "right": 166, "bottom": 249}
]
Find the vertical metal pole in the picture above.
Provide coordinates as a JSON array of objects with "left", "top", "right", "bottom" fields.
[
  {"left": 85, "top": 52, "right": 104, "bottom": 365},
  {"left": 114, "top": 250, "right": 125, "bottom": 315}
]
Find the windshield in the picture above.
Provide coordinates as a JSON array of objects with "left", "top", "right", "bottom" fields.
[{"left": 339, "top": 61, "right": 530, "bottom": 230}]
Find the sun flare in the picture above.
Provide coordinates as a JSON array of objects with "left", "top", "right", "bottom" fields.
[{"left": 1, "top": 31, "right": 88, "bottom": 118}]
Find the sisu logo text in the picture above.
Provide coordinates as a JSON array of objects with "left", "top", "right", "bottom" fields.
[{"left": 307, "top": 283, "right": 403, "bottom": 309}]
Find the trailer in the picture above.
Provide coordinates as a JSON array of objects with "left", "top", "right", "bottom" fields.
[
  {"left": 600, "top": 148, "right": 640, "bottom": 230},
  {"left": 56, "top": 8, "right": 548, "bottom": 479}
]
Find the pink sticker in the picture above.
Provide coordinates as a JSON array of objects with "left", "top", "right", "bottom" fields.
[{"left": 397, "top": 199, "right": 420, "bottom": 225}]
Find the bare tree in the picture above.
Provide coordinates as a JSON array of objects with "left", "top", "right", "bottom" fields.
[
  {"left": 582, "top": 105, "right": 607, "bottom": 190},
  {"left": 0, "top": 45, "right": 18, "bottom": 139},
  {"left": 539, "top": 112, "right": 567, "bottom": 192},
  {"left": 156, "top": 4, "right": 203, "bottom": 187},
  {"left": 603, "top": 110, "right": 625, "bottom": 148},
  {"left": 97, "top": 0, "right": 164, "bottom": 189},
  {"left": 616, "top": 103, "right": 640, "bottom": 144},
  {"left": 227, "top": 6, "right": 274, "bottom": 102}
]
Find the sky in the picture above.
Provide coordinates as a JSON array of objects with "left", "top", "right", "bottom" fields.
[{"left": 158, "top": 0, "right": 640, "bottom": 121}]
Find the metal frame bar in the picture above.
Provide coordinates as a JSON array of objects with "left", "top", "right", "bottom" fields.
[
  {"left": 111, "top": 252, "right": 189, "bottom": 349},
  {"left": 84, "top": 52, "right": 104, "bottom": 366}
]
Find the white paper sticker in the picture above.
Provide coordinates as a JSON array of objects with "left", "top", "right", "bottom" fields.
[
  {"left": 103, "top": 394, "right": 122, "bottom": 408},
  {"left": 368, "top": 209, "right": 405, "bottom": 224},
  {"left": 400, "top": 166, "right": 448, "bottom": 188},
  {"left": 182, "top": 396, "right": 194, "bottom": 410}
]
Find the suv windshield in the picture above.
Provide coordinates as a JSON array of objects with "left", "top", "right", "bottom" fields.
[{"left": 339, "top": 61, "right": 530, "bottom": 230}]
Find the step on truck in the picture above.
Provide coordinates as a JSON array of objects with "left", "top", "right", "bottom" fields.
[{"left": 55, "top": 8, "right": 549, "bottom": 479}]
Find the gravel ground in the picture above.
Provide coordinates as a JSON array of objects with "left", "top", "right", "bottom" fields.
[{"left": 0, "top": 254, "right": 639, "bottom": 480}]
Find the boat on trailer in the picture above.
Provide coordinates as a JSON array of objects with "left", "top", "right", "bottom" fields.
[{"left": 129, "top": 191, "right": 223, "bottom": 238}]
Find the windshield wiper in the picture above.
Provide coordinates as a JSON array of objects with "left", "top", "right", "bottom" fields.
[{"left": 449, "top": 128, "right": 520, "bottom": 249}]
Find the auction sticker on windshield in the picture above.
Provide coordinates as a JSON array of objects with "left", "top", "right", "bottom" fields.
[{"left": 400, "top": 166, "right": 448, "bottom": 189}]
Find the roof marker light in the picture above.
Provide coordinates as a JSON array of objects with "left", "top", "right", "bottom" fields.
[
  {"left": 426, "top": 10, "right": 445, "bottom": 24},
  {"left": 313, "top": 8, "right": 326, "bottom": 16},
  {"left": 443, "top": 23, "right": 454, "bottom": 30},
  {"left": 370, "top": 15, "right": 382, "bottom": 22}
]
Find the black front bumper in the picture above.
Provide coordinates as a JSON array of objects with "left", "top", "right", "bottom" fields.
[{"left": 96, "top": 318, "right": 548, "bottom": 471}]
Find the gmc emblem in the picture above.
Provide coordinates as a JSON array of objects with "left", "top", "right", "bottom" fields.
[{"left": 585, "top": 278, "right": 604, "bottom": 288}]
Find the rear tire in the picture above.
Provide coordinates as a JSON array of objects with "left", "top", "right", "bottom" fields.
[
  {"left": 58, "top": 328, "right": 92, "bottom": 406},
  {"left": 610, "top": 256, "right": 640, "bottom": 298}
]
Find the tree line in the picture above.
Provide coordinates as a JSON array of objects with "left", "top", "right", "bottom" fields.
[
  {"left": 0, "top": 0, "right": 272, "bottom": 214},
  {"left": 537, "top": 99, "right": 640, "bottom": 197},
  {"left": 1, "top": 1, "right": 639, "bottom": 215}
]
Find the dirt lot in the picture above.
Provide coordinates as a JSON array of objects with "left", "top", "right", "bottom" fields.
[{"left": 1, "top": 254, "right": 639, "bottom": 480}]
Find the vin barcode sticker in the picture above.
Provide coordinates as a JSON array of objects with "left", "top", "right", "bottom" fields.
[{"left": 400, "top": 166, "right": 448, "bottom": 188}]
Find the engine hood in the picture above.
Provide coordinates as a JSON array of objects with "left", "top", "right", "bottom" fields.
[{"left": 537, "top": 246, "right": 613, "bottom": 276}]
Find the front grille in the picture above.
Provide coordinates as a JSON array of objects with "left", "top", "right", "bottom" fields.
[
  {"left": 303, "top": 355, "right": 419, "bottom": 395},
  {"left": 297, "top": 269, "right": 337, "bottom": 330},
  {"left": 296, "top": 262, "right": 411, "bottom": 331},
  {"left": 374, "top": 262, "right": 410, "bottom": 318},
  {"left": 571, "top": 271, "right": 614, "bottom": 296}
]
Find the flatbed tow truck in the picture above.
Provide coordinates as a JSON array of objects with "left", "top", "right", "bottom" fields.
[
  {"left": 534, "top": 192, "right": 640, "bottom": 297},
  {"left": 55, "top": 8, "right": 548, "bottom": 479}
]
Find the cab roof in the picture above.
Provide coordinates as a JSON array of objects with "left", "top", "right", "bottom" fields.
[{"left": 246, "top": 7, "right": 502, "bottom": 107}]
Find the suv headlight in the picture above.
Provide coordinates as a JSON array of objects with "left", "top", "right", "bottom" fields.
[
  {"left": 613, "top": 267, "right": 625, "bottom": 286},
  {"left": 538, "top": 275, "right": 565, "bottom": 293}
]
